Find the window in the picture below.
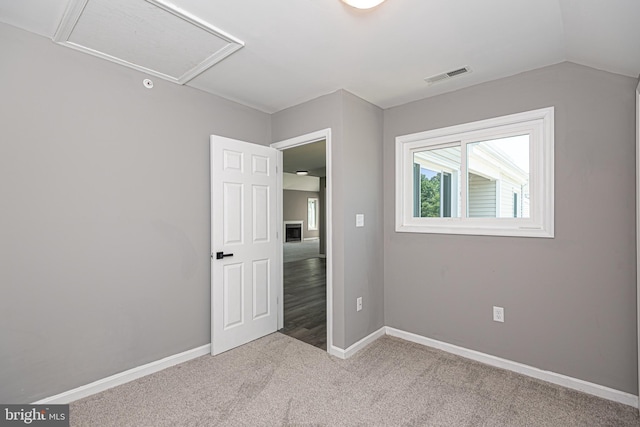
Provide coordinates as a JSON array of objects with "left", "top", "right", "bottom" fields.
[
  {"left": 396, "top": 107, "right": 554, "bottom": 238},
  {"left": 307, "top": 198, "right": 319, "bottom": 231}
]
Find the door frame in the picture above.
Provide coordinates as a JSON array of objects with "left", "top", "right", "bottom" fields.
[
  {"left": 271, "top": 128, "right": 333, "bottom": 353},
  {"left": 636, "top": 80, "right": 639, "bottom": 410}
]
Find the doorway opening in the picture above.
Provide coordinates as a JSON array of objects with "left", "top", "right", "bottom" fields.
[{"left": 272, "top": 129, "right": 332, "bottom": 352}]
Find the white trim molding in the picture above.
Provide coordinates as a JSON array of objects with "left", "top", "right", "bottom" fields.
[
  {"left": 636, "top": 79, "right": 640, "bottom": 410},
  {"left": 32, "top": 328, "right": 638, "bottom": 408},
  {"left": 385, "top": 327, "right": 638, "bottom": 408},
  {"left": 33, "top": 344, "right": 211, "bottom": 404},
  {"left": 329, "top": 327, "right": 386, "bottom": 359}
]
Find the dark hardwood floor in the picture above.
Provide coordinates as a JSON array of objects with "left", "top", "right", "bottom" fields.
[{"left": 280, "top": 257, "right": 327, "bottom": 350}]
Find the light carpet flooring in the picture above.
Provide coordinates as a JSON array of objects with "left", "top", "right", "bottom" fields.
[{"left": 70, "top": 333, "right": 639, "bottom": 426}]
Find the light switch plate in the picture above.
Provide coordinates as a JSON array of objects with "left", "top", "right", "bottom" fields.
[{"left": 356, "top": 214, "right": 364, "bottom": 227}]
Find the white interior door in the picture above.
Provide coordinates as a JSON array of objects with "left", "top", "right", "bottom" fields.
[{"left": 211, "top": 135, "right": 279, "bottom": 355}]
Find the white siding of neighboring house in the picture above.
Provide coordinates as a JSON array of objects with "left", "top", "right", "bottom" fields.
[
  {"left": 468, "top": 173, "right": 496, "bottom": 217},
  {"left": 499, "top": 175, "right": 528, "bottom": 217},
  {"left": 522, "top": 193, "right": 530, "bottom": 217}
]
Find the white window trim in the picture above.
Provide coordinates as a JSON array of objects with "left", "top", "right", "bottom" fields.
[{"left": 395, "top": 107, "right": 554, "bottom": 238}]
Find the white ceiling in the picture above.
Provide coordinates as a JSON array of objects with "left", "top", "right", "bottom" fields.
[{"left": 1, "top": 0, "right": 639, "bottom": 113}]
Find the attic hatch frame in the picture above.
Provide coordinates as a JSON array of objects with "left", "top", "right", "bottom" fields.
[{"left": 53, "top": 0, "right": 244, "bottom": 85}]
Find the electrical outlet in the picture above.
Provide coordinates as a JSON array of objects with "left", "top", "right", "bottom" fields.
[
  {"left": 356, "top": 297, "right": 363, "bottom": 312},
  {"left": 493, "top": 306, "right": 504, "bottom": 322}
]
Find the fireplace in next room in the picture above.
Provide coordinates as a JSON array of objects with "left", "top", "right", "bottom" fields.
[{"left": 284, "top": 221, "right": 303, "bottom": 242}]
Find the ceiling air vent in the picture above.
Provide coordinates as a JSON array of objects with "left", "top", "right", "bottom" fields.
[{"left": 425, "top": 66, "right": 472, "bottom": 86}]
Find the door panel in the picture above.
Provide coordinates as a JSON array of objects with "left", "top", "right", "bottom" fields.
[
  {"left": 252, "top": 154, "right": 270, "bottom": 175},
  {"left": 252, "top": 259, "right": 270, "bottom": 319},
  {"left": 223, "top": 263, "right": 244, "bottom": 329},
  {"left": 252, "top": 185, "right": 269, "bottom": 242},
  {"left": 211, "top": 135, "right": 279, "bottom": 355},
  {"left": 223, "top": 182, "right": 244, "bottom": 245}
]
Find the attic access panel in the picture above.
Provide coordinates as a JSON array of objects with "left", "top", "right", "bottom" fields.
[{"left": 54, "top": 0, "right": 244, "bottom": 84}]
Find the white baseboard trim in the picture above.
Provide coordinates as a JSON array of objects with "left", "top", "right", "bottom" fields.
[
  {"left": 385, "top": 327, "right": 639, "bottom": 408},
  {"left": 32, "top": 329, "right": 638, "bottom": 409},
  {"left": 33, "top": 344, "right": 211, "bottom": 404},
  {"left": 329, "top": 326, "right": 386, "bottom": 360}
]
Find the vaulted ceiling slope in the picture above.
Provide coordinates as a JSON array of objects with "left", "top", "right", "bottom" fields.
[{"left": 1, "top": 0, "right": 639, "bottom": 113}]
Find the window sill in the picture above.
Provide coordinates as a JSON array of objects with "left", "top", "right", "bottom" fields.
[{"left": 396, "top": 220, "right": 554, "bottom": 238}]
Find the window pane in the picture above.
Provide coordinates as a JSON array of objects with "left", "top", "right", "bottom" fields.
[
  {"left": 467, "top": 135, "right": 529, "bottom": 218},
  {"left": 413, "top": 146, "right": 461, "bottom": 218},
  {"left": 307, "top": 198, "right": 318, "bottom": 230}
]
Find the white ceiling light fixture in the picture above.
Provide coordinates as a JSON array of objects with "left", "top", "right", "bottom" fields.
[
  {"left": 296, "top": 171, "right": 309, "bottom": 176},
  {"left": 340, "top": 0, "right": 386, "bottom": 10}
]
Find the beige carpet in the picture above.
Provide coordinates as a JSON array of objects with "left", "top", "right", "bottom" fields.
[{"left": 70, "top": 333, "right": 639, "bottom": 426}]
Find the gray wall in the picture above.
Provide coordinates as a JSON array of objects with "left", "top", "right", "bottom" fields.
[
  {"left": 342, "top": 92, "right": 385, "bottom": 347},
  {"left": 383, "top": 62, "right": 638, "bottom": 394},
  {"left": 272, "top": 90, "right": 384, "bottom": 349},
  {"left": 0, "top": 23, "right": 271, "bottom": 403},
  {"left": 272, "top": 91, "right": 346, "bottom": 348},
  {"left": 283, "top": 190, "right": 320, "bottom": 239}
]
